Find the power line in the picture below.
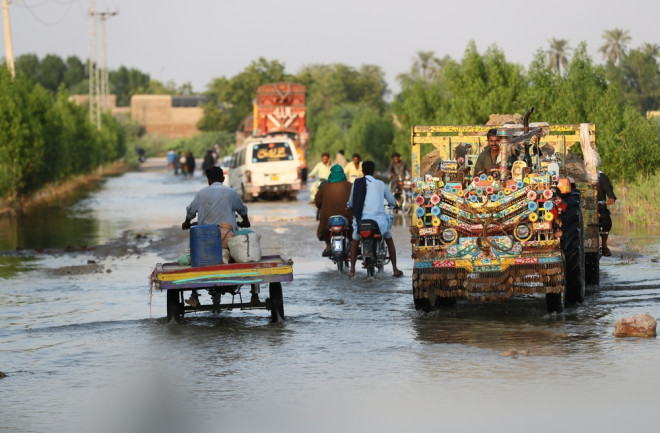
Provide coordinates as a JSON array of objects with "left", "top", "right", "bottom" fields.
[{"left": 14, "top": 0, "right": 75, "bottom": 26}]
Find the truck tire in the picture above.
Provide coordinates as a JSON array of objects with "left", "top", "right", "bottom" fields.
[
  {"left": 241, "top": 185, "right": 250, "bottom": 203},
  {"left": 584, "top": 252, "right": 600, "bottom": 286},
  {"left": 546, "top": 292, "right": 564, "bottom": 314},
  {"left": 561, "top": 188, "right": 585, "bottom": 305}
]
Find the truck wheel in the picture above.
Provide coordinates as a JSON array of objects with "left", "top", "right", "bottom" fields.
[
  {"left": 166, "top": 290, "right": 184, "bottom": 324},
  {"left": 416, "top": 297, "right": 433, "bottom": 312},
  {"left": 437, "top": 296, "right": 457, "bottom": 307},
  {"left": 584, "top": 252, "right": 600, "bottom": 286},
  {"left": 269, "top": 282, "right": 284, "bottom": 323},
  {"left": 241, "top": 185, "right": 250, "bottom": 203},
  {"left": 561, "top": 188, "right": 585, "bottom": 305},
  {"left": 546, "top": 292, "right": 564, "bottom": 314}
]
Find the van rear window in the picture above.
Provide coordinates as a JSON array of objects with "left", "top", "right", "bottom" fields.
[{"left": 252, "top": 142, "right": 294, "bottom": 163}]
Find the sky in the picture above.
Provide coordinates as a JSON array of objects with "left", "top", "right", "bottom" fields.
[{"left": 2, "top": 0, "right": 659, "bottom": 97}]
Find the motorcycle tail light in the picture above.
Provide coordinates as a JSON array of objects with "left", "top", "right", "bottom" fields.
[
  {"left": 330, "top": 226, "right": 344, "bottom": 233},
  {"left": 360, "top": 230, "right": 372, "bottom": 238}
]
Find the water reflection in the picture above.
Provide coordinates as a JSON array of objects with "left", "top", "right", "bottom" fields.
[
  {"left": 0, "top": 171, "right": 203, "bottom": 252},
  {"left": 0, "top": 187, "right": 100, "bottom": 251}
]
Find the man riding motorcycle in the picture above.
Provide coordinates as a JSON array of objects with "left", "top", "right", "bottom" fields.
[
  {"left": 315, "top": 165, "right": 353, "bottom": 257},
  {"left": 347, "top": 161, "right": 403, "bottom": 278}
]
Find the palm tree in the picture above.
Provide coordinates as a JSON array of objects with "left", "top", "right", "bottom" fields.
[
  {"left": 412, "top": 50, "right": 440, "bottom": 82},
  {"left": 641, "top": 42, "right": 660, "bottom": 60},
  {"left": 397, "top": 50, "right": 445, "bottom": 87},
  {"left": 598, "top": 28, "right": 632, "bottom": 64},
  {"left": 546, "top": 38, "right": 570, "bottom": 74}
]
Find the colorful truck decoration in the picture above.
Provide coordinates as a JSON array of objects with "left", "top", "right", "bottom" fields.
[{"left": 410, "top": 112, "right": 600, "bottom": 312}]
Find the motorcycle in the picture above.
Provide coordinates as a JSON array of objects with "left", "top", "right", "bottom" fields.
[
  {"left": 327, "top": 215, "right": 351, "bottom": 272},
  {"left": 391, "top": 175, "right": 413, "bottom": 215},
  {"left": 356, "top": 208, "right": 392, "bottom": 277}
]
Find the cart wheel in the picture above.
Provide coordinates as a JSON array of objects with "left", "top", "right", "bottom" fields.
[
  {"left": 166, "top": 289, "right": 184, "bottom": 324},
  {"left": 268, "top": 282, "right": 284, "bottom": 323}
]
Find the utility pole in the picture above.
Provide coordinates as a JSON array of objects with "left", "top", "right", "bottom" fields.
[
  {"left": 97, "top": 10, "right": 117, "bottom": 113},
  {"left": 88, "top": 1, "right": 118, "bottom": 130},
  {"left": 88, "top": 0, "right": 98, "bottom": 128},
  {"left": 2, "top": 0, "right": 15, "bottom": 80}
]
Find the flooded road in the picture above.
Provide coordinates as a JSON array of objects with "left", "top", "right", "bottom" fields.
[{"left": 1, "top": 162, "right": 659, "bottom": 433}]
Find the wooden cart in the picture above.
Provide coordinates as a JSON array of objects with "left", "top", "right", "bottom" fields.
[{"left": 150, "top": 255, "right": 293, "bottom": 323}]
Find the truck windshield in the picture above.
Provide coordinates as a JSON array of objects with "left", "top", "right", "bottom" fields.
[{"left": 252, "top": 142, "right": 294, "bottom": 163}]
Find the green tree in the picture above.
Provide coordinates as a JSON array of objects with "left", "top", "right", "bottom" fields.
[
  {"left": 546, "top": 38, "right": 570, "bottom": 75},
  {"left": 109, "top": 66, "right": 151, "bottom": 106},
  {"left": 295, "top": 63, "right": 390, "bottom": 160},
  {"left": 14, "top": 53, "right": 40, "bottom": 83},
  {"left": 200, "top": 58, "right": 290, "bottom": 132},
  {"left": 63, "top": 55, "right": 86, "bottom": 91},
  {"left": 641, "top": 42, "right": 660, "bottom": 60},
  {"left": 606, "top": 48, "right": 660, "bottom": 113},
  {"left": 40, "top": 54, "right": 67, "bottom": 93},
  {"left": 441, "top": 41, "right": 526, "bottom": 124},
  {"left": 599, "top": 28, "right": 632, "bottom": 64},
  {"left": 347, "top": 105, "right": 394, "bottom": 168},
  {"left": 396, "top": 51, "right": 449, "bottom": 87}
]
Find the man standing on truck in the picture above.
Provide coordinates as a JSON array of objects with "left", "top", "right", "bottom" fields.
[
  {"left": 598, "top": 170, "right": 617, "bottom": 257},
  {"left": 473, "top": 128, "right": 500, "bottom": 176},
  {"left": 347, "top": 161, "right": 403, "bottom": 278},
  {"left": 182, "top": 167, "right": 251, "bottom": 248}
]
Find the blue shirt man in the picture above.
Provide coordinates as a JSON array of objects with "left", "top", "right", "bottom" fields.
[
  {"left": 182, "top": 167, "right": 250, "bottom": 242},
  {"left": 346, "top": 160, "right": 403, "bottom": 278}
]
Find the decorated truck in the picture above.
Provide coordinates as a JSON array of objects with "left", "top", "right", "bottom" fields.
[
  {"left": 228, "top": 82, "right": 309, "bottom": 200},
  {"left": 410, "top": 109, "right": 601, "bottom": 313}
]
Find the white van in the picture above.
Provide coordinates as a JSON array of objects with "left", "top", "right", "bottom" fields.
[{"left": 227, "top": 135, "right": 302, "bottom": 201}]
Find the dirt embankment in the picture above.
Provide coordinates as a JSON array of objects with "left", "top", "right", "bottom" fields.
[{"left": 0, "top": 161, "right": 133, "bottom": 218}]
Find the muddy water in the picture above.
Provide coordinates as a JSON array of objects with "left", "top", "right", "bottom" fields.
[{"left": 1, "top": 164, "right": 659, "bottom": 433}]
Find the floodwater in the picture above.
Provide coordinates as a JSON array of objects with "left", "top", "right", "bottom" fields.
[{"left": 1, "top": 162, "right": 659, "bottom": 433}]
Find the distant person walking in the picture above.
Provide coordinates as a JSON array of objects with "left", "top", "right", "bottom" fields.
[
  {"left": 202, "top": 150, "right": 215, "bottom": 174},
  {"left": 598, "top": 170, "right": 617, "bottom": 257},
  {"left": 167, "top": 149, "right": 176, "bottom": 171},
  {"left": 178, "top": 152, "right": 187, "bottom": 176},
  {"left": 186, "top": 152, "right": 196, "bottom": 178}
]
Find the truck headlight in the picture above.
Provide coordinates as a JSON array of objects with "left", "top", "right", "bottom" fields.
[
  {"left": 441, "top": 228, "right": 457, "bottom": 244},
  {"left": 515, "top": 223, "right": 532, "bottom": 241}
]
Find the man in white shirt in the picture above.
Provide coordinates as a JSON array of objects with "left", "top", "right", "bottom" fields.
[{"left": 309, "top": 152, "right": 333, "bottom": 181}]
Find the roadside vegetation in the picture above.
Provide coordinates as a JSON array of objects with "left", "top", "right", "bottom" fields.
[
  {"left": 2, "top": 28, "right": 659, "bottom": 224},
  {"left": 0, "top": 68, "right": 126, "bottom": 206}
]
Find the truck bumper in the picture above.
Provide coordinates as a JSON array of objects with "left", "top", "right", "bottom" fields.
[{"left": 412, "top": 254, "right": 564, "bottom": 302}]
